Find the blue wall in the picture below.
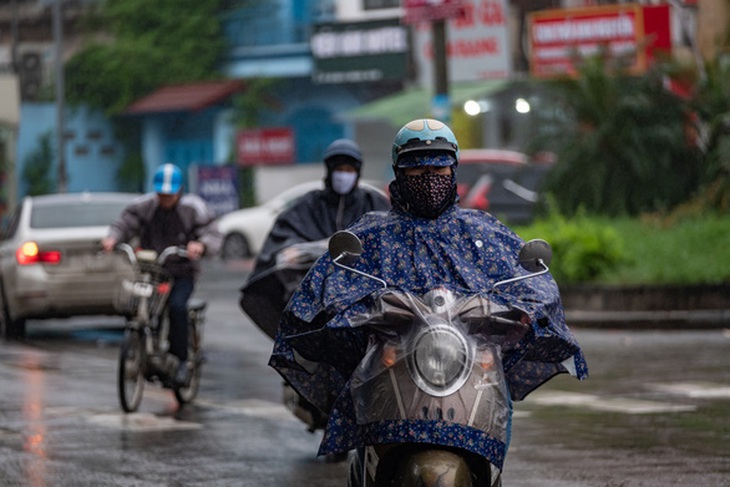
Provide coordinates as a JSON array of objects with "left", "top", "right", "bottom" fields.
[{"left": 16, "top": 103, "right": 125, "bottom": 198}]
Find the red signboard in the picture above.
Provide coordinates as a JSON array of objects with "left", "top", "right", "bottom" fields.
[
  {"left": 403, "top": 0, "right": 465, "bottom": 24},
  {"left": 529, "top": 3, "right": 671, "bottom": 77},
  {"left": 236, "top": 127, "right": 295, "bottom": 166}
]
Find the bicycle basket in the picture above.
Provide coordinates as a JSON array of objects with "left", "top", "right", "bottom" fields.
[{"left": 114, "top": 263, "right": 172, "bottom": 318}]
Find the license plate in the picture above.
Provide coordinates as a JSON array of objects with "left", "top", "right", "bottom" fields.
[
  {"left": 85, "top": 255, "right": 113, "bottom": 272},
  {"left": 122, "top": 281, "right": 154, "bottom": 298}
]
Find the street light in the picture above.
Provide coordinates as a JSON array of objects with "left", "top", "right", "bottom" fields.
[{"left": 515, "top": 98, "right": 530, "bottom": 114}]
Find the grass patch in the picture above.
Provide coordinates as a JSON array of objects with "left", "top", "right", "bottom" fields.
[
  {"left": 515, "top": 212, "right": 730, "bottom": 285},
  {"left": 600, "top": 214, "right": 730, "bottom": 285}
]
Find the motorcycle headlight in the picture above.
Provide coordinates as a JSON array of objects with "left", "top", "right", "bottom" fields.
[{"left": 407, "top": 324, "right": 473, "bottom": 397}]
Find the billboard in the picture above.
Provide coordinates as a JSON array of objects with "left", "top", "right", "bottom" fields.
[
  {"left": 403, "top": 0, "right": 465, "bottom": 24},
  {"left": 529, "top": 3, "right": 672, "bottom": 77},
  {"left": 311, "top": 19, "right": 409, "bottom": 84},
  {"left": 236, "top": 127, "right": 295, "bottom": 166},
  {"left": 413, "top": 0, "right": 511, "bottom": 85},
  {"left": 194, "top": 166, "right": 239, "bottom": 217}
]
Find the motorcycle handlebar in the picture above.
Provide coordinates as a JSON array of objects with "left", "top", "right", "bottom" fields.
[{"left": 114, "top": 242, "right": 188, "bottom": 266}]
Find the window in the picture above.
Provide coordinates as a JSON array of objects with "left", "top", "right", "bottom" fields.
[
  {"left": 31, "top": 201, "right": 130, "bottom": 229},
  {"left": 364, "top": 0, "right": 400, "bottom": 10}
]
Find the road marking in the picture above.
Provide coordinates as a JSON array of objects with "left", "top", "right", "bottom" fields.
[
  {"left": 87, "top": 413, "right": 202, "bottom": 431},
  {"left": 649, "top": 382, "right": 730, "bottom": 399},
  {"left": 527, "top": 391, "right": 696, "bottom": 414},
  {"left": 197, "top": 398, "right": 296, "bottom": 421}
]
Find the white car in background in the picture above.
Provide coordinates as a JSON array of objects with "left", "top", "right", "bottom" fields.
[
  {"left": 0, "top": 192, "right": 139, "bottom": 339},
  {"left": 216, "top": 180, "right": 387, "bottom": 260}
]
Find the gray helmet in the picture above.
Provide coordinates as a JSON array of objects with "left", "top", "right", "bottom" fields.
[{"left": 323, "top": 139, "right": 363, "bottom": 172}]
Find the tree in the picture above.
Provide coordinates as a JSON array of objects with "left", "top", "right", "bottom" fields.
[
  {"left": 23, "top": 132, "right": 55, "bottom": 196},
  {"left": 64, "top": 0, "right": 237, "bottom": 191},
  {"left": 65, "top": 0, "right": 227, "bottom": 116},
  {"left": 689, "top": 55, "right": 730, "bottom": 211},
  {"left": 534, "top": 56, "right": 704, "bottom": 217}
]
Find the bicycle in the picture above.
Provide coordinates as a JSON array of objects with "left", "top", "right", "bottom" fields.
[{"left": 114, "top": 243, "right": 207, "bottom": 413}]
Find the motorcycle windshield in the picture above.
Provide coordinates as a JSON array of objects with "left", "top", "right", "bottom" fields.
[{"left": 349, "top": 290, "right": 523, "bottom": 446}]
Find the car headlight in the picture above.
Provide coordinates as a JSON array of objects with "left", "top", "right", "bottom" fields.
[{"left": 407, "top": 323, "right": 473, "bottom": 397}]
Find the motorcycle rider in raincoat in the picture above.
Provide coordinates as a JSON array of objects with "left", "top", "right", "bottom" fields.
[
  {"left": 240, "top": 138, "right": 390, "bottom": 340},
  {"left": 269, "top": 119, "right": 588, "bottom": 474}
]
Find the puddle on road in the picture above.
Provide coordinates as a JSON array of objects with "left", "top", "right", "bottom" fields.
[
  {"left": 87, "top": 412, "right": 202, "bottom": 432},
  {"left": 197, "top": 398, "right": 296, "bottom": 421},
  {"left": 649, "top": 381, "right": 730, "bottom": 399},
  {"left": 527, "top": 391, "right": 696, "bottom": 414}
]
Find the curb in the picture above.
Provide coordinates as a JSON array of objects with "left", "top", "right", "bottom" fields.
[
  {"left": 565, "top": 309, "right": 730, "bottom": 329},
  {"left": 562, "top": 284, "right": 730, "bottom": 329}
]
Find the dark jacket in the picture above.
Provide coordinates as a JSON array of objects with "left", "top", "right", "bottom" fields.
[{"left": 108, "top": 193, "right": 221, "bottom": 278}]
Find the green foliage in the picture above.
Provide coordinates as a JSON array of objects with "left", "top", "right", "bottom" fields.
[
  {"left": 516, "top": 208, "right": 730, "bottom": 285},
  {"left": 692, "top": 56, "right": 730, "bottom": 209},
  {"left": 65, "top": 0, "right": 227, "bottom": 115},
  {"left": 515, "top": 199, "right": 626, "bottom": 284},
  {"left": 535, "top": 56, "right": 704, "bottom": 217},
  {"left": 599, "top": 213, "right": 730, "bottom": 285},
  {"left": 22, "top": 132, "right": 56, "bottom": 196}
]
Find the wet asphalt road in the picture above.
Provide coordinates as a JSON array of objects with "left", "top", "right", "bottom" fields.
[{"left": 0, "top": 258, "right": 728, "bottom": 486}]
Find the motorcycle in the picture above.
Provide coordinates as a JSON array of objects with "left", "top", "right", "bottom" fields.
[
  {"left": 240, "top": 239, "right": 328, "bottom": 340},
  {"left": 114, "top": 243, "right": 207, "bottom": 413},
  {"left": 322, "top": 230, "right": 558, "bottom": 487},
  {"left": 239, "top": 239, "right": 331, "bottom": 432}
]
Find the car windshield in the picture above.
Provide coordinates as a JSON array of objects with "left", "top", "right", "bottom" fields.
[{"left": 31, "top": 202, "right": 128, "bottom": 229}]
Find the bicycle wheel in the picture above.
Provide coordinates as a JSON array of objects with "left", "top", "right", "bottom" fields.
[
  {"left": 174, "top": 307, "right": 204, "bottom": 405},
  {"left": 118, "top": 328, "right": 146, "bottom": 413}
]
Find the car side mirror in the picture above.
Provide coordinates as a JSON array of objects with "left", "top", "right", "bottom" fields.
[
  {"left": 328, "top": 231, "right": 363, "bottom": 266},
  {"left": 519, "top": 239, "right": 552, "bottom": 273}
]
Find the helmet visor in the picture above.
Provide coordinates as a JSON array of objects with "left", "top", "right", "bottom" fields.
[{"left": 396, "top": 152, "right": 456, "bottom": 169}]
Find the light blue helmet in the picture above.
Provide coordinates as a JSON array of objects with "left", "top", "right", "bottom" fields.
[
  {"left": 392, "top": 118, "right": 459, "bottom": 168},
  {"left": 153, "top": 163, "right": 183, "bottom": 195}
]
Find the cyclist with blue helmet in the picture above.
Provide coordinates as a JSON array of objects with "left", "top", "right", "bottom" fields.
[{"left": 103, "top": 163, "right": 221, "bottom": 386}]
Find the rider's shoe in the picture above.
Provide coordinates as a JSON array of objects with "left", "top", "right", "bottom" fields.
[{"left": 174, "top": 362, "right": 189, "bottom": 386}]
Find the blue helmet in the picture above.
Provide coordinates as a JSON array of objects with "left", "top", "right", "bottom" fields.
[
  {"left": 153, "top": 163, "right": 183, "bottom": 195},
  {"left": 392, "top": 119, "right": 459, "bottom": 169}
]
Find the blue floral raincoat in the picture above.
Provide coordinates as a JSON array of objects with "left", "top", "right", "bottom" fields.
[{"left": 269, "top": 204, "right": 588, "bottom": 469}]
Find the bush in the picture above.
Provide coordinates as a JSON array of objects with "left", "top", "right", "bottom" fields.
[{"left": 515, "top": 202, "right": 626, "bottom": 285}]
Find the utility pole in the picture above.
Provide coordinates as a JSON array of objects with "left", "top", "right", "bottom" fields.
[
  {"left": 431, "top": 18, "right": 450, "bottom": 123},
  {"left": 402, "top": 1, "right": 460, "bottom": 123},
  {"left": 53, "top": 0, "right": 67, "bottom": 193}
]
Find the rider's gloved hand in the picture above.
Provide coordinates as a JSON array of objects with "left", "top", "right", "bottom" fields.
[
  {"left": 186, "top": 241, "right": 205, "bottom": 260},
  {"left": 101, "top": 237, "right": 117, "bottom": 253},
  {"left": 278, "top": 246, "right": 303, "bottom": 265}
]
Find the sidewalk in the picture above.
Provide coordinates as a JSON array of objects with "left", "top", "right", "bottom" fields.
[{"left": 561, "top": 283, "right": 730, "bottom": 329}]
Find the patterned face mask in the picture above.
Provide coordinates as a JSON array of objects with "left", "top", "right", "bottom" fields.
[{"left": 401, "top": 170, "right": 454, "bottom": 219}]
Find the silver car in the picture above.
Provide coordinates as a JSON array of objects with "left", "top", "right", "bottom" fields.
[{"left": 0, "top": 192, "right": 139, "bottom": 339}]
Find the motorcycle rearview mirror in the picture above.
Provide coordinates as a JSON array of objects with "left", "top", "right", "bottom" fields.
[
  {"left": 328, "top": 231, "right": 363, "bottom": 266},
  {"left": 519, "top": 239, "right": 552, "bottom": 273},
  {"left": 328, "top": 231, "right": 387, "bottom": 288},
  {"left": 491, "top": 239, "right": 552, "bottom": 293}
]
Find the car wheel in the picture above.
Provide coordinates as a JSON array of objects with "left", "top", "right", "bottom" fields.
[
  {"left": 222, "top": 233, "right": 250, "bottom": 260},
  {"left": 0, "top": 282, "right": 26, "bottom": 340}
]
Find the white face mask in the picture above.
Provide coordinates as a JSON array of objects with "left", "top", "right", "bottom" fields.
[{"left": 331, "top": 170, "right": 358, "bottom": 195}]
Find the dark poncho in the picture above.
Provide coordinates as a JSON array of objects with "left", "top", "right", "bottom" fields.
[{"left": 240, "top": 185, "right": 390, "bottom": 338}]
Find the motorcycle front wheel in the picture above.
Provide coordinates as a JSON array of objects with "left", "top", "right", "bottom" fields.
[
  {"left": 174, "top": 358, "right": 201, "bottom": 405},
  {"left": 118, "top": 328, "right": 146, "bottom": 413},
  {"left": 174, "top": 311, "right": 203, "bottom": 405}
]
